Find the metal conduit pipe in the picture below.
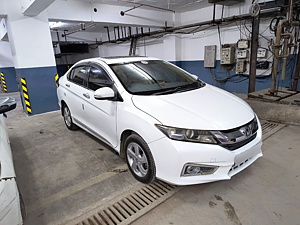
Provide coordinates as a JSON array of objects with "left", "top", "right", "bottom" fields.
[
  {"left": 292, "top": 41, "right": 300, "bottom": 91},
  {"left": 270, "top": 19, "right": 286, "bottom": 95},
  {"left": 280, "top": 32, "right": 294, "bottom": 80},
  {"left": 62, "top": 23, "right": 95, "bottom": 37},
  {"left": 288, "top": 0, "right": 294, "bottom": 28}
]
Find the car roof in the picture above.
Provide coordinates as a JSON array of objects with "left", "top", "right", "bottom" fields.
[{"left": 77, "top": 56, "right": 159, "bottom": 65}]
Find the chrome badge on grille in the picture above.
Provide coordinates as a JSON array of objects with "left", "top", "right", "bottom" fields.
[{"left": 239, "top": 126, "right": 252, "bottom": 138}]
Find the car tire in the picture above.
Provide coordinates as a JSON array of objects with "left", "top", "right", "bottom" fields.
[
  {"left": 125, "top": 134, "right": 156, "bottom": 184},
  {"left": 62, "top": 104, "right": 78, "bottom": 130}
]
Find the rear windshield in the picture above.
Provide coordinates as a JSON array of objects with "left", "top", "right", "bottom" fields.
[{"left": 109, "top": 60, "right": 205, "bottom": 95}]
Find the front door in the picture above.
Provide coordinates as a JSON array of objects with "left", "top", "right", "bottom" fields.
[{"left": 82, "top": 65, "right": 118, "bottom": 147}]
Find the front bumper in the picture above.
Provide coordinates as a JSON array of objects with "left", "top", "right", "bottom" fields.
[
  {"left": 0, "top": 179, "right": 23, "bottom": 225},
  {"left": 149, "top": 127, "right": 262, "bottom": 186}
]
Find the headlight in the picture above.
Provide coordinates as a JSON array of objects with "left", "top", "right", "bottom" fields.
[{"left": 155, "top": 124, "right": 218, "bottom": 144}]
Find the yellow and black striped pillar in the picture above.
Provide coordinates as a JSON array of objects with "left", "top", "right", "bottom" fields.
[
  {"left": 0, "top": 72, "right": 8, "bottom": 92},
  {"left": 20, "top": 78, "right": 32, "bottom": 114},
  {"left": 54, "top": 74, "right": 59, "bottom": 88}
]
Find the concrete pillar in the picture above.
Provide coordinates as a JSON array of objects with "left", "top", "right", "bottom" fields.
[
  {"left": 0, "top": 17, "right": 18, "bottom": 93},
  {"left": 0, "top": 40, "right": 18, "bottom": 92},
  {"left": 4, "top": 1, "right": 58, "bottom": 115}
]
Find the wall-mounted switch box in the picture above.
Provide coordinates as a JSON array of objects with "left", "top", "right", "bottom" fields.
[
  {"left": 221, "top": 46, "right": 235, "bottom": 64},
  {"left": 236, "top": 50, "right": 248, "bottom": 59},
  {"left": 204, "top": 45, "right": 216, "bottom": 67},
  {"left": 257, "top": 49, "right": 267, "bottom": 58},
  {"left": 236, "top": 60, "right": 246, "bottom": 73},
  {"left": 237, "top": 40, "right": 249, "bottom": 49}
]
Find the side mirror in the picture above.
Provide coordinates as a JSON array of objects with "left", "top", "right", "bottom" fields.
[
  {"left": 0, "top": 97, "right": 16, "bottom": 114},
  {"left": 94, "top": 87, "right": 115, "bottom": 100}
]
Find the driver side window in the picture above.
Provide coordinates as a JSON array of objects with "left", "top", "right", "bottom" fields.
[{"left": 88, "top": 66, "right": 112, "bottom": 91}]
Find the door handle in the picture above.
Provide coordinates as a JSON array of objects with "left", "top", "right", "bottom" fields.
[
  {"left": 65, "top": 84, "right": 70, "bottom": 87},
  {"left": 83, "top": 93, "right": 90, "bottom": 99}
]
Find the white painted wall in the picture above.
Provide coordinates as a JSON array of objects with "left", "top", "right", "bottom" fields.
[
  {"left": 0, "top": 41, "right": 14, "bottom": 67},
  {"left": 0, "top": 0, "right": 6, "bottom": 16},
  {"left": 98, "top": 37, "right": 165, "bottom": 58}
]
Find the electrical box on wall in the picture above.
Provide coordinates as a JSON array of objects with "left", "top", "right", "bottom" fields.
[
  {"left": 257, "top": 49, "right": 267, "bottom": 58},
  {"left": 221, "top": 46, "right": 235, "bottom": 64},
  {"left": 204, "top": 45, "right": 216, "bottom": 68},
  {"left": 236, "top": 50, "right": 248, "bottom": 59},
  {"left": 236, "top": 60, "right": 246, "bottom": 73},
  {"left": 237, "top": 40, "right": 249, "bottom": 49}
]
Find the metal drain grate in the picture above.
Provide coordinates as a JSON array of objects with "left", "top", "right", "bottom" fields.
[
  {"left": 73, "top": 180, "right": 181, "bottom": 225},
  {"left": 261, "top": 121, "right": 285, "bottom": 140}
]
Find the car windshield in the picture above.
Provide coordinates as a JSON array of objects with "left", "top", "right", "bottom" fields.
[{"left": 109, "top": 60, "right": 205, "bottom": 95}]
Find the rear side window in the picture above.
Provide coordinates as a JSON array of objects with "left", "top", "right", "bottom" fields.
[
  {"left": 68, "top": 66, "right": 88, "bottom": 86},
  {"left": 88, "top": 66, "right": 112, "bottom": 91}
]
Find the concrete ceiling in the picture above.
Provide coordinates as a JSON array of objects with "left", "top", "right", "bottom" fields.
[
  {"left": 77, "top": 0, "right": 211, "bottom": 12},
  {"left": 49, "top": 0, "right": 212, "bottom": 34}
]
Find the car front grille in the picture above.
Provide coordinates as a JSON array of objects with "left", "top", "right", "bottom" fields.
[
  {"left": 217, "top": 118, "right": 259, "bottom": 151},
  {"left": 221, "top": 133, "right": 257, "bottom": 150}
]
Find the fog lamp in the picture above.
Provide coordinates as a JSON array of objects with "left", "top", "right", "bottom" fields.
[{"left": 181, "top": 164, "right": 218, "bottom": 176}]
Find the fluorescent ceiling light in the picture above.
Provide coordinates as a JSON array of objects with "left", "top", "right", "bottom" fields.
[{"left": 49, "top": 21, "right": 63, "bottom": 29}]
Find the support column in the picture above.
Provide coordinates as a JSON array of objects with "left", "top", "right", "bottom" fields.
[
  {"left": 0, "top": 40, "right": 18, "bottom": 92},
  {"left": 4, "top": 1, "right": 58, "bottom": 115},
  {"left": 0, "top": 18, "right": 18, "bottom": 93}
]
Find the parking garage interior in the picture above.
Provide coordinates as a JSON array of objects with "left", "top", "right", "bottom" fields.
[{"left": 0, "top": 0, "right": 300, "bottom": 224}]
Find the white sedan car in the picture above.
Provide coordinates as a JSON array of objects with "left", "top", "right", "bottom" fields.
[
  {"left": 57, "top": 57, "right": 262, "bottom": 185},
  {"left": 0, "top": 97, "right": 23, "bottom": 224}
]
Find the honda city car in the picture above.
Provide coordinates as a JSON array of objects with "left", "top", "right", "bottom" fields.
[{"left": 57, "top": 57, "right": 262, "bottom": 185}]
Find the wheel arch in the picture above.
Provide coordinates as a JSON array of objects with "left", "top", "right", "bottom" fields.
[
  {"left": 119, "top": 129, "right": 135, "bottom": 159},
  {"left": 60, "top": 100, "right": 67, "bottom": 116}
]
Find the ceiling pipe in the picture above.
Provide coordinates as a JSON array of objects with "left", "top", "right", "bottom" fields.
[
  {"left": 120, "top": 1, "right": 175, "bottom": 16},
  {"left": 62, "top": 23, "right": 95, "bottom": 37},
  {"left": 120, "top": 4, "right": 142, "bottom": 16}
]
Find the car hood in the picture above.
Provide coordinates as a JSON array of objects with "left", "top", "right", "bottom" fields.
[{"left": 131, "top": 84, "right": 255, "bottom": 130}]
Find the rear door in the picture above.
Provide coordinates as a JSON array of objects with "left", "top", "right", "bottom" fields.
[{"left": 64, "top": 65, "right": 89, "bottom": 126}]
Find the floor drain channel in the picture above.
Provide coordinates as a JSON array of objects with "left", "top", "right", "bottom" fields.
[
  {"left": 74, "top": 180, "right": 181, "bottom": 225},
  {"left": 261, "top": 121, "right": 285, "bottom": 140}
]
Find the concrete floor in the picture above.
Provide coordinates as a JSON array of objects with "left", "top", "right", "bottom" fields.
[
  {"left": 1, "top": 92, "right": 300, "bottom": 225},
  {"left": 132, "top": 124, "right": 300, "bottom": 225},
  {"left": 2, "top": 92, "right": 140, "bottom": 225}
]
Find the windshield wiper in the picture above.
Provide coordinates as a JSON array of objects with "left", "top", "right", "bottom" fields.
[
  {"left": 152, "top": 80, "right": 205, "bottom": 95},
  {"left": 151, "top": 86, "right": 182, "bottom": 95}
]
